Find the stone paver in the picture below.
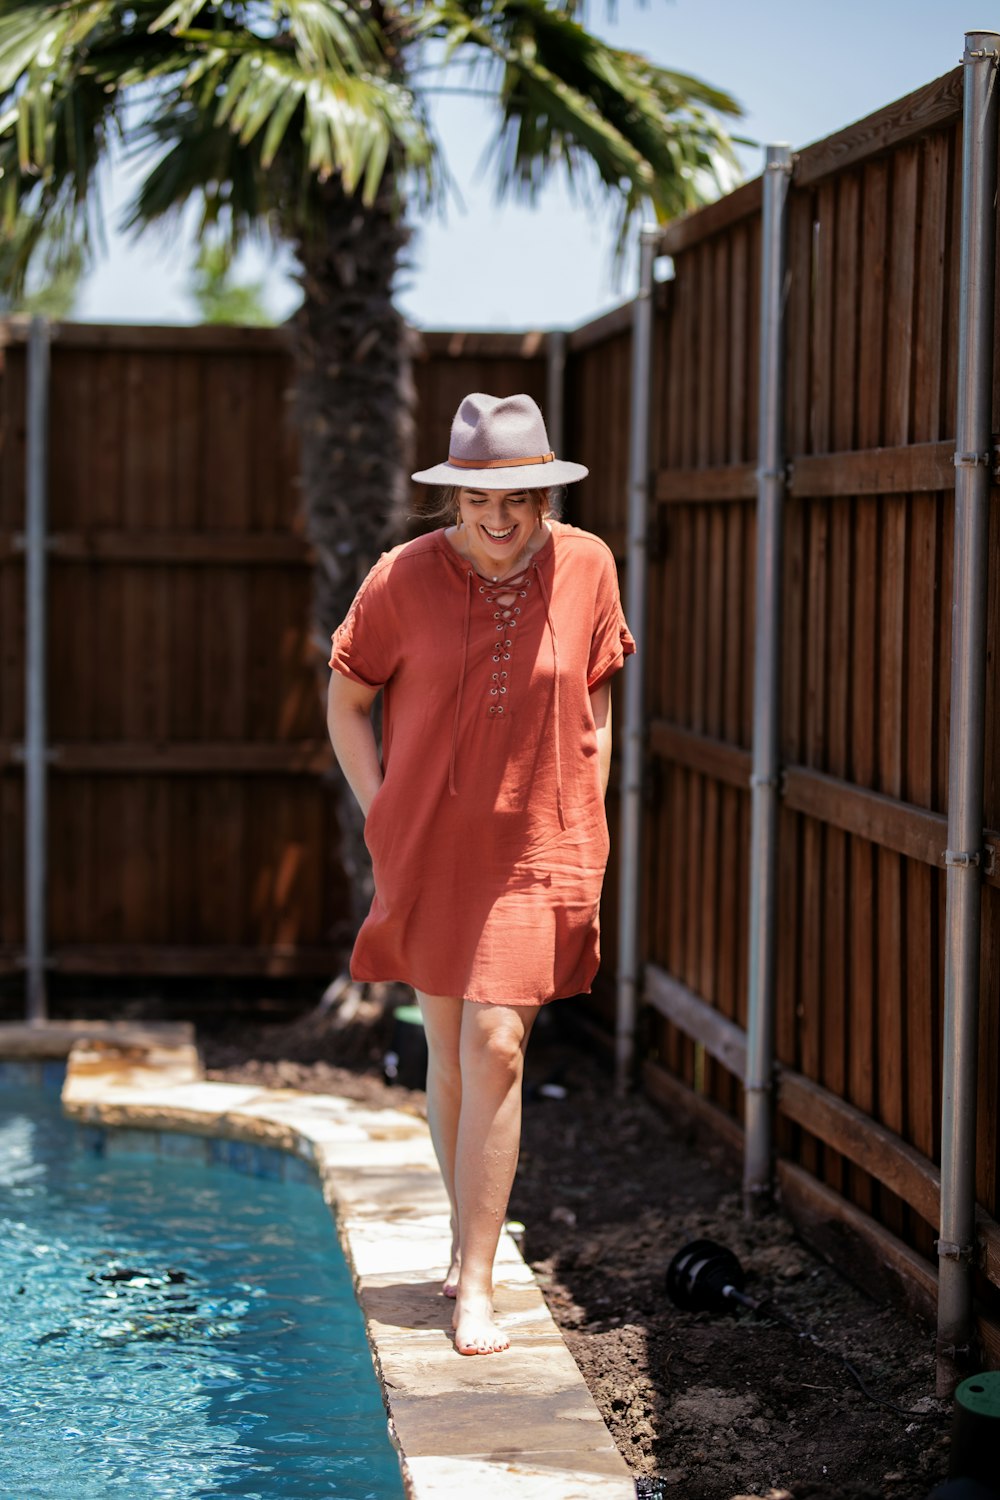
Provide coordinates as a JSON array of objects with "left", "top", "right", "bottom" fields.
[{"left": 5, "top": 1019, "right": 634, "bottom": 1499}]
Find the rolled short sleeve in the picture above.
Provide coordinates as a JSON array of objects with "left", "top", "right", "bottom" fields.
[
  {"left": 329, "top": 558, "right": 399, "bottom": 689},
  {"left": 587, "top": 550, "right": 636, "bottom": 690}
]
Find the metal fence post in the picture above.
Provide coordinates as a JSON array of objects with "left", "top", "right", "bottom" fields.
[
  {"left": 546, "top": 328, "right": 566, "bottom": 461},
  {"left": 937, "top": 29, "right": 999, "bottom": 1394},
  {"left": 24, "top": 316, "right": 51, "bottom": 1024},
  {"left": 743, "top": 144, "right": 793, "bottom": 1213},
  {"left": 615, "top": 224, "right": 659, "bottom": 1093}
]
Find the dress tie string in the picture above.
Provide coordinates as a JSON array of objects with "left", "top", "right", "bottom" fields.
[
  {"left": 449, "top": 569, "right": 473, "bottom": 797},
  {"left": 533, "top": 560, "right": 566, "bottom": 831}
]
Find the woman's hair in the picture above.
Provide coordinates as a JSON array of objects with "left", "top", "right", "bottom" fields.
[{"left": 423, "top": 484, "right": 564, "bottom": 525}]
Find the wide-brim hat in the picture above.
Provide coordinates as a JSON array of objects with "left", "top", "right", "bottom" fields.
[{"left": 411, "top": 392, "right": 588, "bottom": 489}]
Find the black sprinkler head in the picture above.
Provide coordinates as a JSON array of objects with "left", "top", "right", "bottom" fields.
[{"left": 665, "top": 1238, "right": 752, "bottom": 1316}]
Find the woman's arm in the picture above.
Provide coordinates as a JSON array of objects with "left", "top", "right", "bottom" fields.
[
  {"left": 326, "top": 671, "right": 383, "bottom": 817},
  {"left": 590, "top": 680, "right": 613, "bottom": 798}
]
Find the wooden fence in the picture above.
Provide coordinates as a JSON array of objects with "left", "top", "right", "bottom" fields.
[
  {"left": 0, "top": 321, "right": 552, "bottom": 982},
  {"left": 633, "top": 61, "right": 1000, "bottom": 1357},
  {"left": 1, "top": 53, "right": 998, "bottom": 1358}
]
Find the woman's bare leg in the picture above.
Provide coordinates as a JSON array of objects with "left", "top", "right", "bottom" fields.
[
  {"left": 452, "top": 1001, "right": 538, "bottom": 1355},
  {"left": 414, "top": 990, "right": 464, "bottom": 1295}
]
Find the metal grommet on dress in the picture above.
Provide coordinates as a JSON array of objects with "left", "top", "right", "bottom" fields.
[{"left": 473, "top": 563, "right": 535, "bottom": 719}]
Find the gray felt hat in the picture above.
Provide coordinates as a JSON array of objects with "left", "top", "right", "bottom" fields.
[{"left": 411, "top": 392, "right": 588, "bottom": 489}]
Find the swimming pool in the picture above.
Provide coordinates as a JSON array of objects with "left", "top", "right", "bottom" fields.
[{"left": 0, "top": 1065, "right": 406, "bottom": 1500}]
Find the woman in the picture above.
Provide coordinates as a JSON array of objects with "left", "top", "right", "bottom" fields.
[{"left": 326, "top": 392, "right": 634, "bottom": 1356}]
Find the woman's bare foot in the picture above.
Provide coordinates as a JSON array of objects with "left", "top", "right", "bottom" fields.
[{"left": 452, "top": 1288, "right": 509, "bottom": 1355}]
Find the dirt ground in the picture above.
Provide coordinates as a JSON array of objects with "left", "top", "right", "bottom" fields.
[{"left": 200, "top": 1001, "right": 951, "bottom": 1500}]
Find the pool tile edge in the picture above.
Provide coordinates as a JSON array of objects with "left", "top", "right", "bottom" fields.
[{"left": 15, "top": 1026, "right": 634, "bottom": 1499}]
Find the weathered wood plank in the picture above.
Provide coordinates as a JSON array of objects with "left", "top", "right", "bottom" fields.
[
  {"left": 12, "top": 530, "right": 316, "bottom": 564},
  {"left": 658, "top": 178, "right": 763, "bottom": 257},
  {"left": 644, "top": 963, "right": 748, "bottom": 1079},
  {"left": 1, "top": 741, "right": 334, "bottom": 774},
  {"left": 654, "top": 464, "right": 756, "bottom": 503},
  {"left": 655, "top": 67, "right": 962, "bottom": 257},
  {"left": 793, "top": 67, "right": 963, "bottom": 188},
  {"left": 414, "top": 328, "right": 549, "bottom": 360},
  {"left": 652, "top": 439, "right": 965, "bottom": 506},
  {"left": 43, "top": 943, "right": 339, "bottom": 975},
  {"left": 777, "top": 1160, "right": 937, "bottom": 1328},
  {"left": 565, "top": 298, "right": 638, "bottom": 352},
  {"left": 0, "top": 319, "right": 292, "bottom": 354},
  {"left": 875, "top": 149, "right": 917, "bottom": 1237},
  {"left": 642, "top": 1057, "right": 745, "bottom": 1149},
  {"left": 783, "top": 764, "right": 942, "bottom": 861},
  {"left": 823, "top": 174, "right": 856, "bottom": 1195},
  {"left": 789, "top": 439, "right": 956, "bottom": 496},
  {"left": 648, "top": 720, "right": 751, "bottom": 787},
  {"left": 778, "top": 1069, "right": 940, "bottom": 1228},
  {"left": 644, "top": 963, "right": 1000, "bottom": 1290}
]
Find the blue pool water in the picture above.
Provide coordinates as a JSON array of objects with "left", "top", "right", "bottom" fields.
[{"left": 0, "top": 1067, "right": 406, "bottom": 1499}]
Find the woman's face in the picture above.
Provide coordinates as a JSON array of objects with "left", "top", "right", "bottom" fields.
[{"left": 456, "top": 487, "right": 542, "bottom": 568}]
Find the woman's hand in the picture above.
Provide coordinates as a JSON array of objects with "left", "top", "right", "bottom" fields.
[
  {"left": 589, "top": 680, "right": 613, "bottom": 798},
  {"left": 326, "top": 671, "right": 384, "bottom": 816}
]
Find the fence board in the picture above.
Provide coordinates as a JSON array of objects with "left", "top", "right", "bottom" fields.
[
  {"left": 0, "top": 325, "right": 547, "bottom": 979},
  {"left": 631, "top": 69, "right": 998, "bottom": 1327}
]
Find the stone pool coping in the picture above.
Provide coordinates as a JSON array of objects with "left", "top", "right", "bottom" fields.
[{"left": 0, "top": 1020, "right": 634, "bottom": 1500}]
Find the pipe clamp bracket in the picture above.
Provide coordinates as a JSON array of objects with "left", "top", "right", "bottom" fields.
[
  {"left": 749, "top": 772, "right": 779, "bottom": 790},
  {"left": 755, "top": 467, "right": 787, "bottom": 483},
  {"left": 954, "top": 450, "right": 992, "bottom": 468},
  {"left": 945, "top": 848, "right": 981, "bottom": 869},
  {"left": 965, "top": 47, "right": 1000, "bottom": 62},
  {"left": 934, "top": 1238, "right": 976, "bottom": 1264}
]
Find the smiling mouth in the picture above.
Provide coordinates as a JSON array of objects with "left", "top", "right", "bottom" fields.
[{"left": 483, "top": 524, "right": 516, "bottom": 541}]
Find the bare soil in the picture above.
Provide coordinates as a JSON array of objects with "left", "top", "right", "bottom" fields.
[{"left": 200, "top": 1003, "right": 951, "bottom": 1500}]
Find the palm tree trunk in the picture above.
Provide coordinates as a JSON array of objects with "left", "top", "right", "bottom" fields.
[{"left": 288, "top": 173, "right": 415, "bottom": 944}]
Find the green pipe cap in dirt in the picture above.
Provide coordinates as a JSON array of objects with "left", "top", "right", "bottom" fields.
[{"left": 955, "top": 1372, "right": 1000, "bottom": 1418}]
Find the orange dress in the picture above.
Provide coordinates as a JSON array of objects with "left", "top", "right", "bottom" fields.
[{"left": 328, "top": 521, "right": 635, "bottom": 1005}]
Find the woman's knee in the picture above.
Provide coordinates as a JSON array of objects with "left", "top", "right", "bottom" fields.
[{"left": 463, "top": 1014, "right": 528, "bottom": 1083}]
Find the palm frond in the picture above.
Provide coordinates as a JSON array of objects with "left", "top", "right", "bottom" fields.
[
  {"left": 415, "top": 0, "right": 743, "bottom": 246},
  {"left": 0, "top": 0, "right": 744, "bottom": 296},
  {"left": 0, "top": 0, "right": 438, "bottom": 289}
]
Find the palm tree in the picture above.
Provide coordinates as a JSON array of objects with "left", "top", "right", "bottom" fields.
[{"left": 0, "top": 0, "right": 741, "bottom": 955}]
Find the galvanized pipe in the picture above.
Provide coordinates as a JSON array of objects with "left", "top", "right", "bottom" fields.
[
  {"left": 546, "top": 328, "right": 566, "bottom": 462},
  {"left": 937, "top": 30, "right": 999, "bottom": 1394},
  {"left": 743, "top": 144, "right": 793, "bottom": 1214},
  {"left": 25, "top": 317, "right": 51, "bottom": 1024},
  {"left": 615, "top": 224, "right": 659, "bottom": 1093}
]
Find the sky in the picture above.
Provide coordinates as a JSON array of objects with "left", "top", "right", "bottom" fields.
[{"left": 74, "top": 0, "right": 969, "bottom": 332}]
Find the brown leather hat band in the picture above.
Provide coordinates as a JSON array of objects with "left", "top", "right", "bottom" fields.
[{"left": 447, "top": 451, "right": 555, "bottom": 469}]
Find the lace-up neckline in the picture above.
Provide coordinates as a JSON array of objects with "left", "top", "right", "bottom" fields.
[{"left": 445, "top": 537, "right": 566, "bottom": 830}]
